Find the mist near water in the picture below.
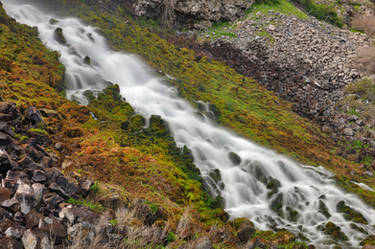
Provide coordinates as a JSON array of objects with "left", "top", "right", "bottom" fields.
[{"left": 3, "top": 1, "right": 375, "bottom": 247}]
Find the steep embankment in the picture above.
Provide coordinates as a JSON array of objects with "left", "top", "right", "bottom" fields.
[
  {"left": 0, "top": 2, "right": 314, "bottom": 248},
  {"left": 40, "top": 0, "right": 375, "bottom": 207},
  {"left": 2, "top": 0, "right": 375, "bottom": 248}
]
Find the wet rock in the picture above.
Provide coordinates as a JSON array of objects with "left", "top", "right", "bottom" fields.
[
  {"left": 228, "top": 152, "right": 241, "bottom": 165},
  {"left": 320, "top": 221, "right": 349, "bottom": 241},
  {"left": 54, "top": 27, "right": 66, "bottom": 45},
  {"left": 286, "top": 207, "right": 299, "bottom": 222},
  {"left": 270, "top": 193, "right": 283, "bottom": 217},
  {"left": 83, "top": 56, "right": 91, "bottom": 65},
  {"left": 209, "top": 169, "right": 221, "bottom": 183},
  {"left": 336, "top": 200, "right": 368, "bottom": 224},
  {"left": 319, "top": 200, "right": 330, "bottom": 218}
]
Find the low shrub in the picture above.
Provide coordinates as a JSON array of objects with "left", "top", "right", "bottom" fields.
[{"left": 352, "top": 15, "right": 375, "bottom": 36}]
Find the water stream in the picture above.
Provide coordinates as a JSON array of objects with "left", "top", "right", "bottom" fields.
[{"left": 4, "top": 1, "right": 375, "bottom": 247}]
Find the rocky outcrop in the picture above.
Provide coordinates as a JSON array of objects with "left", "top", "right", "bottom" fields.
[
  {"left": 133, "top": 0, "right": 253, "bottom": 28},
  {"left": 0, "top": 101, "right": 124, "bottom": 248}
]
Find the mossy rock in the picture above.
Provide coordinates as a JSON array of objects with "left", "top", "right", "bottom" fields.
[
  {"left": 319, "top": 200, "right": 330, "bottom": 218},
  {"left": 286, "top": 207, "right": 299, "bottom": 222},
  {"left": 49, "top": 18, "right": 59, "bottom": 25},
  {"left": 231, "top": 217, "right": 254, "bottom": 230},
  {"left": 228, "top": 152, "right": 241, "bottom": 165},
  {"left": 270, "top": 193, "right": 284, "bottom": 217},
  {"left": 360, "top": 235, "right": 375, "bottom": 246},
  {"left": 350, "top": 223, "right": 368, "bottom": 235},
  {"left": 336, "top": 200, "right": 368, "bottom": 224},
  {"left": 320, "top": 221, "right": 349, "bottom": 241},
  {"left": 209, "top": 169, "right": 221, "bottom": 183},
  {"left": 54, "top": 27, "right": 66, "bottom": 45},
  {"left": 83, "top": 56, "right": 91, "bottom": 65},
  {"left": 266, "top": 176, "right": 281, "bottom": 197}
]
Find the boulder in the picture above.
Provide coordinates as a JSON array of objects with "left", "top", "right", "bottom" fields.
[
  {"left": 25, "top": 107, "right": 44, "bottom": 125},
  {"left": 59, "top": 205, "right": 99, "bottom": 225},
  {"left": 22, "top": 229, "right": 51, "bottom": 249},
  {"left": 38, "top": 216, "right": 67, "bottom": 238},
  {"left": 134, "top": 199, "right": 167, "bottom": 226},
  {"left": 0, "top": 187, "right": 12, "bottom": 202},
  {"left": 26, "top": 210, "right": 44, "bottom": 229},
  {"left": 0, "top": 149, "right": 12, "bottom": 175}
]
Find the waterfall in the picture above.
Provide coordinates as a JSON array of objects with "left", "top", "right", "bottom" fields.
[{"left": 4, "top": 1, "right": 375, "bottom": 247}]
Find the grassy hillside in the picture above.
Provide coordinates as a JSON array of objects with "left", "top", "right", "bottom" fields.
[
  {"left": 42, "top": 0, "right": 375, "bottom": 208},
  {"left": 0, "top": 2, "right": 315, "bottom": 248}
]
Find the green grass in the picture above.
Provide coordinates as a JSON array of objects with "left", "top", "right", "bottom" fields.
[
  {"left": 246, "top": 0, "right": 309, "bottom": 19},
  {"left": 206, "top": 21, "right": 237, "bottom": 39},
  {"left": 67, "top": 197, "right": 105, "bottom": 212},
  {"left": 291, "top": 0, "right": 343, "bottom": 27}
]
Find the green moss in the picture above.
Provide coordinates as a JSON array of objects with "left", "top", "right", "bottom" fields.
[
  {"left": 67, "top": 197, "right": 105, "bottom": 212},
  {"left": 90, "top": 182, "right": 100, "bottom": 193},
  {"left": 336, "top": 200, "right": 368, "bottom": 224},
  {"left": 320, "top": 221, "right": 349, "bottom": 241},
  {"left": 291, "top": 0, "right": 343, "bottom": 27},
  {"left": 246, "top": 0, "right": 309, "bottom": 19},
  {"left": 166, "top": 231, "right": 176, "bottom": 243},
  {"left": 29, "top": 128, "right": 48, "bottom": 136}
]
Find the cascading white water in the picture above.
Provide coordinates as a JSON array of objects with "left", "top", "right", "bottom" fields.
[{"left": 4, "top": 1, "right": 375, "bottom": 247}]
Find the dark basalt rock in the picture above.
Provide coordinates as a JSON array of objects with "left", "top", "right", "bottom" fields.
[
  {"left": 25, "top": 107, "right": 44, "bottom": 126},
  {"left": 54, "top": 27, "right": 67, "bottom": 45},
  {"left": 134, "top": 198, "right": 167, "bottom": 226},
  {"left": 228, "top": 152, "right": 241, "bottom": 165}
]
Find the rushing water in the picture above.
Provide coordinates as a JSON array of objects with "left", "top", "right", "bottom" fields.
[{"left": 4, "top": 1, "right": 375, "bottom": 247}]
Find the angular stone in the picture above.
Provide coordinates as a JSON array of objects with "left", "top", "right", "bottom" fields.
[
  {"left": 0, "top": 149, "right": 12, "bottom": 175},
  {"left": 0, "top": 236, "right": 23, "bottom": 249},
  {"left": 237, "top": 222, "right": 256, "bottom": 243},
  {"left": 25, "top": 107, "right": 44, "bottom": 125},
  {"left": 59, "top": 205, "right": 99, "bottom": 225},
  {"left": 26, "top": 210, "right": 44, "bottom": 229},
  {"left": 0, "top": 187, "right": 12, "bottom": 202},
  {"left": 39, "top": 216, "right": 67, "bottom": 238},
  {"left": 0, "top": 132, "right": 11, "bottom": 146},
  {"left": 32, "top": 170, "right": 46, "bottom": 183},
  {"left": 5, "top": 226, "right": 25, "bottom": 239},
  {"left": 32, "top": 183, "right": 45, "bottom": 207},
  {"left": 1, "top": 198, "right": 19, "bottom": 212},
  {"left": 343, "top": 128, "right": 354, "bottom": 136},
  {"left": 79, "top": 179, "right": 92, "bottom": 196},
  {"left": 42, "top": 192, "right": 64, "bottom": 209}
]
